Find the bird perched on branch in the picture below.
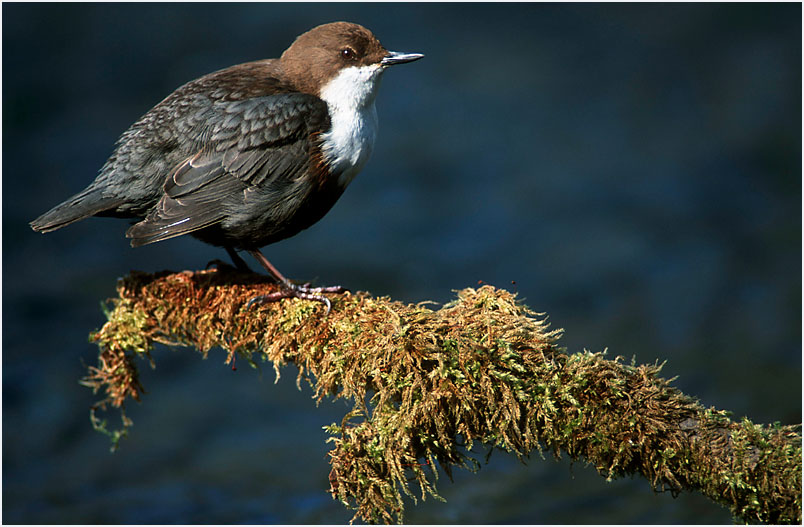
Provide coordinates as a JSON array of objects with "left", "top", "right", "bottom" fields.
[{"left": 30, "top": 21, "right": 423, "bottom": 311}]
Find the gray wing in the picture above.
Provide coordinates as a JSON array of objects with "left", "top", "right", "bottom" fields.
[{"left": 126, "top": 93, "right": 329, "bottom": 247}]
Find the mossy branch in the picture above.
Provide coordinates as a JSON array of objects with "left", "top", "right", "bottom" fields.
[{"left": 82, "top": 268, "right": 801, "bottom": 524}]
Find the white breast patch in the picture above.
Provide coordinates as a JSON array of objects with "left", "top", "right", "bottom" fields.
[{"left": 318, "top": 64, "right": 384, "bottom": 187}]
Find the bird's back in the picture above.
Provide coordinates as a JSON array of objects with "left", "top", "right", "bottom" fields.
[{"left": 30, "top": 59, "right": 324, "bottom": 238}]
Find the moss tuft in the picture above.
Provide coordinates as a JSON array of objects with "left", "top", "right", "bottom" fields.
[{"left": 83, "top": 269, "right": 801, "bottom": 523}]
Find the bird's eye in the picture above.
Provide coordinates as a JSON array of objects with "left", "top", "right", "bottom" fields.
[{"left": 340, "top": 47, "right": 356, "bottom": 60}]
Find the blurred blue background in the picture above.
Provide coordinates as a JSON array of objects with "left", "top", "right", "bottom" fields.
[{"left": 3, "top": 3, "right": 800, "bottom": 523}]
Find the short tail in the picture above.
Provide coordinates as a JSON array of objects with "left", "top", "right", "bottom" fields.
[{"left": 30, "top": 188, "right": 123, "bottom": 233}]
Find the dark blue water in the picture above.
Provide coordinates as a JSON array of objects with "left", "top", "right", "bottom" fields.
[{"left": 4, "top": 3, "right": 800, "bottom": 523}]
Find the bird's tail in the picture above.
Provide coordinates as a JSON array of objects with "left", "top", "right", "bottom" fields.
[{"left": 30, "top": 187, "right": 123, "bottom": 233}]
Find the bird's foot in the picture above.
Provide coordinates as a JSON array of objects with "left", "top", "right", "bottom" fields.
[
  {"left": 246, "top": 281, "right": 347, "bottom": 315},
  {"left": 206, "top": 259, "right": 240, "bottom": 272}
]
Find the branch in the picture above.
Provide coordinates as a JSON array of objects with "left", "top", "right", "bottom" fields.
[{"left": 81, "top": 268, "right": 802, "bottom": 524}]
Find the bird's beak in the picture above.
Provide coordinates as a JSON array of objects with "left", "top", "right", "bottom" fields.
[{"left": 381, "top": 51, "right": 424, "bottom": 66}]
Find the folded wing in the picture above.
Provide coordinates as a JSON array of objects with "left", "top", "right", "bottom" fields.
[{"left": 126, "top": 93, "right": 329, "bottom": 247}]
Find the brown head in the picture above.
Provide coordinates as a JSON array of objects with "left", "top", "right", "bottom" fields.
[{"left": 279, "top": 22, "right": 422, "bottom": 97}]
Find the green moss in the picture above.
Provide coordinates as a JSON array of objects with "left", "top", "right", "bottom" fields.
[{"left": 83, "top": 269, "right": 801, "bottom": 524}]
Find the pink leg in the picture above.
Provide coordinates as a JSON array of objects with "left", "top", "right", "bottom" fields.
[{"left": 245, "top": 249, "right": 346, "bottom": 314}]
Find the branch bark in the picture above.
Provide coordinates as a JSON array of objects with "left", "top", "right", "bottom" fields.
[{"left": 82, "top": 268, "right": 802, "bottom": 524}]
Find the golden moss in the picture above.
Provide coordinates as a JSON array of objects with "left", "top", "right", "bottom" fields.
[{"left": 82, "top": 268, "right": 802, "bottom": 524}]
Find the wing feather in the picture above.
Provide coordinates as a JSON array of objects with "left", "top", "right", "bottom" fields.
[{"left": 126, "top": 93, "right": 329, "bottom": 247}]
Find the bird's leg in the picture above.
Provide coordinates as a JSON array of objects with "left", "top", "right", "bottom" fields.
[
  {"left": 206, "top": 246, "right": 254, "bottom": 273},
  {"left": 245, "top": 249, "right": 346, "bottom": 314},
  {"left": 225, "top": 246, "right": 254, "bottom": 273}
]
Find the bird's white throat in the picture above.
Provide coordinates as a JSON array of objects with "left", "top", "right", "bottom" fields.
[{"left": 318, "top": 64, "right": 384, "bottom": 187}]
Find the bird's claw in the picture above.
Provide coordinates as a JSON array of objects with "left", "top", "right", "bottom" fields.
[
  {"left": 246, "top": 282, "right": 347, "bottom": 315},
  {"left": 206, "top": 258, "right": 236, "bottom": 271}
]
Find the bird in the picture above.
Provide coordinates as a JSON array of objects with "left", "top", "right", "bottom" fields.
[{"left": 30, "top": 22, "right": 423, "bottom": 312}]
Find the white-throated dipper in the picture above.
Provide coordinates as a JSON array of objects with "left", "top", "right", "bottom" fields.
[{"left": 30, "top": 22, "right": 423, "bottom": 311}]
